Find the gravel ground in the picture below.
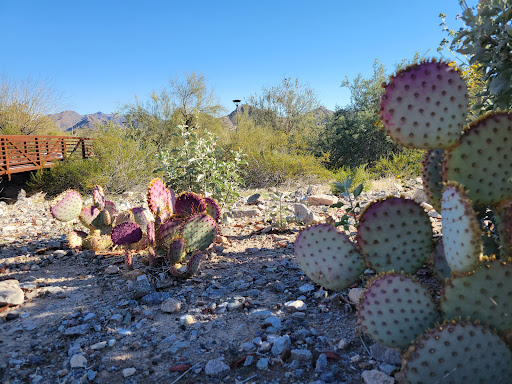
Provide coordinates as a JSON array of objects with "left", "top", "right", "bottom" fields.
[{"left": 0, "top": 178, "right": 441, "bottom": 384}]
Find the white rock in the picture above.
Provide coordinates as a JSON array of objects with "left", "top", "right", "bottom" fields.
[
  {"left": 122, "top": 368, "right": 136, "bottom": 377},
  {"left": 104, "top": 265, "right": 119, "bottom": 274},
  {"left": 69, "top": 354, "right": 87, "bottom": 368},
  {"left": 284, "top": 300, "right": 307, "bottom": 312},
  {"left": 161, "top": 298, "right": 182, "bottom": 313},
  {"left": 179, "top": 314, "right": 196, "bottom": 326},
  {"left": 204, "top": 358, "right": 230, "bottom": 377},
  {"left": 307, "top": 194, "right": 337, "bottom": 206},
  {"left": 0, "top": 279, "right": 24, "bottom": 305},
  {"left": 428, "top": 211, "right": 441, "bottom": 218},
  {"left": 361, "top": 369, "right": 395, "bottom": 384},
  {"left": 90, "top": 341, "right": 107, "bottom": 350},
  {"left": 348, "top": 288, "right": 364, "bottom": 304},
  {"left": 271, "top": 335, "right": 291, "bottom": 356}
]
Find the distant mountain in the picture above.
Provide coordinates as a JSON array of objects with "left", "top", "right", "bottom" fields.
[{"left": 49, "top": 110, "right": 125, "bottom": 132}]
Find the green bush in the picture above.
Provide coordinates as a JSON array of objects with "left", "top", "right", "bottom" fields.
[
  {"left": 157, "top": 125, "right": 245, "bottom": 207},
  {"left": 370, "top": 149, "right": 424, "bottom": 179},
  {"left": 332, "top": 165, "right": 373, "bottom": 192}
]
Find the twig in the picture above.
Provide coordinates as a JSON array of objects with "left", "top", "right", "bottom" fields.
[
  {"left": 359, "top": 335, "right": 371, "bottom": 356},
  {"left": 169, "top": 362, "right": 200, "bottom": 384},
  {"left": 237, "top": 375, "right": 258, "bottom": 384}
]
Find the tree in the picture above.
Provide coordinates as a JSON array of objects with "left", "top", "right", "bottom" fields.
[
  {"left": 439, "top": 0, "right": 512, "bottom": 111},
  {"left": 247, "top": 76, "right": 320, "bottom": 134},
  {"left": 123, "top": 72, "right": 223, "bottom": 149},
  {"left": 0, "top": 75, "right": 62, "bottom": 135}
]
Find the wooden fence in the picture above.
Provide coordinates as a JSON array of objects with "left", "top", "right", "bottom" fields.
[{"left": 0, "top": 135, "right": 94, "bottom": 180}]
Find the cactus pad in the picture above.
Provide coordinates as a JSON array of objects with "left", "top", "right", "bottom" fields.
[
  {"left": 156, "top": 217, "right": 183, "bottom": 250},
  {"left": 440, "top": 259, "right": 512, "bottom": 335},
  {"left": 147, "top": 178, "right": 169, "bottom": 215},
  {"left": 180, "top": 214, "right": 217, "bottom": 253},
  {"left": 50, "top": 189, "right": 83, "bottom": 222},
  {"left": 294, "top": 224, "right": 365, "bottom": 291},
  {"left": 92, "top": 185, "right": 105, "bottom": 211},
  {"left": 402, "top": 321, "right": 512, "bottom": 383},
  {"left": 380, "top": 60, "right": 468, "bottom": 149},
  {"left": 443, "top": 111, "right": 512, "bottom": 205},
  {"left": 67, "top": 230, "right": 88, "bottom": 249},
  {"left": 421, "top": 149, "right": 444, "bottom": 212},
  {"left": 174, "top": 192, "right": 207, "bottom": 217},
  {"left": 111, "top": 222, "right": 143, "bottom": 246},
  {"left": 79, "top": 205, "right": 101, "bottom": 228},
  {"left": 84, "top": 231, "right": 113, "bottom": 252},
  {"left": 166, "top": 188, "right": 176, "bottom": 214},
  {"left": 441, "top": 182, "right": 483, "bottom": 273},
  {"left": 358, "top": 273, "right": 441, "bottom": 348},
  {"left": 167, "top": 236, "right": 186, "bottom": 264},
  {"left": 103, "top": 201, "right": 117, "bottom": 225},
  {"left": 430, "top": 238, "right": 451, "bottom": 280},
  {"left": 357, "top": 197, "right": 433, "bottom": 274},
  {"left": 203, "top": 196, "right": 221, "bottom": 221}
]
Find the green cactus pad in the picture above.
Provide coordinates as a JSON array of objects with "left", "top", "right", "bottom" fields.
[
  {"left": 356, "top": 197, "right": 433, "bottom": 274},
  {"left": 186, "top": 251, "right": 202, "bottom": 276},
  {"left": 203, "top": 196, "right": 221, "bottom": 221},
  {"left": 156, "top": 217, "right": 183, "bottom": 250},
  {"left": 92, "top": 185, "right": 105, "bottom": 211},
  {"left": 443, "top": 111, "right": 512, "bottom": 206},
  {"left": 67, "top": 230, "right": 88, "bottom": 249},
  {"left": 147, "top": 178, "right": 169, "bottom": 215},
  {"left": 111, "top": 222, "right": 143, "bottom": 246},
  {"left": 441, "top": 182, "right": 483, "bottom": 273},
  {"left": 175, "top": 192, "right": 207, "bottom": 217},
  {"left": 430, "top": 238, "right": 451, "bottom": 280},
  {"left": 130, "top": 207, "right": 153, "bottom": 234},
  {"left": 104, "top": 201, "right": 117, "bottom": 225},
  {"left": 83, "top": 231, "right": 113, "bottom": 252},
  {"left": 358, "top": 273, "right": 441, "bottom": 348},
  {"left": 440, "top": 259, "right": 512, "bottom": 335},
  {"left": 402, "top": 321, "right": 512, "bottom": 383},
  {"left": 167, "top": 237, "right": 186, "bottom": 264},
  {"left": 294, "top": 224, "right": 365, "bottom": 291},
  {"left": 380, "top": 60, "right": 468, "bottom": 149},
  {"left": 50, "top": 189, "right": 83, "bottom": 222},
  {"left": 79, "top": 206, "right": 101, "bottom": 229},
  {"left": 179, "top": 214, "right": 217, "bottom": 253},
  {"left": 421, "top": 149, "right": 444, "bottom": 212}
]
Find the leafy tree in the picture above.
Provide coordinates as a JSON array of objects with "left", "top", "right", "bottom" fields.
[
  {"left": 247, "top": 76, "right": 320, "bottom": 135},
  {"left": 0, "top": 75, "right": 63, "bottom": 135},
  {"left": 123, "top": 72, "right": 223, "bottom": 150},
  {"left": 439, "top": 0, "right": 512, "bottom": 111}
]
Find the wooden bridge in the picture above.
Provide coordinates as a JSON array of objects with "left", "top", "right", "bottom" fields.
[{"left": 0, "top": 135, "right": 94, "bottom": 180}]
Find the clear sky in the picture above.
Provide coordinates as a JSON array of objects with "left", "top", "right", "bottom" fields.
[{"left": 0, "top": 0, "right": 474, "bottom": 116}]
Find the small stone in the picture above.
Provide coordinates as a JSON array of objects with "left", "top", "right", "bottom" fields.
[
  {"left": 307, "top": 194, "right": 337, "bottom": 206},
  {"left": 90, "top": 341, "right": 107, "bottom": 350},
  {"left": 290, "top": 349, "right": 312, "bottom": 363},
  {"left": 348, "top": 288, "right": 364, "bottom": 304},
  {"left": 338, "top": 338, "right": 348, "bottom": 350},
  {"left": 428, "top": 210, "right": 441, "bottom": 218},
  {"left": 361, "top": 369, "right": 395, "bottom": 384},
  {"left": 122, "top": 368, "right": 136, "bottom": 377},
  {"left": 370, "top": 343, "right": 402, "bottom": 365},
  {"left": 204, "top": 358, "right": 230, "bottom": 377},
  {"left": 244, "top": 355, "right": 254, "bottom": 366},
  {"left": 161, "top": 298, "right": 181, "bottom": 313},
  {"left": 104, "top": 265, "right": 119, "bottom": 274},
  {"left": 0, "top": 279, "right": 24, "bottom": 305},
  {"left": 378, "top": 363, "right": 398, "bottom": 376},
  {"left": 179, "top": 314, "right": 196, "bottom": 326},
  {"left": 141, "top": 291, "right": 172, "bottom": 305},
  {"left": 249, "top": 308, "right": 272, "bottom": 317},
  {"left": 315, "top": 353, "right": 328, "bottom": 372},
  {"left": 240, "top": 342, "right": 255, "bottom": 352},
  {"left": 256, "top": 357, "right": 269, "bottom": 370},
  {"left": 271, "top": 335, "right": 291, "bottom": 357},
  {"left": 284, "top": 300, "right": 307, "bottom": 312},
  {"left": 70, "top": 354, "right": 87, "bottom": 368},
  {"left": 246, "top": 193, "right": 261, "bottom": 205},
  {"left": 298, "top": 283, "right": 315, "bottom": 293},
  {"left": 351, "top": 354, "right": 361, "bottom": 363}
]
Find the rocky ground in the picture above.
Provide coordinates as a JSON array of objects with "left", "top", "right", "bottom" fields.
[{"left": 0, "top": 178, "right": 441, "bottom": 384}]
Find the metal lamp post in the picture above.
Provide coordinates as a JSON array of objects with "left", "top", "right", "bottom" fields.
[{"left": 232, "top": 99, "right": 241, "bottom": 133}]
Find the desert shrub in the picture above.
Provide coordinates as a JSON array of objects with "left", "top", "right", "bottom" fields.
[
  {"left": 27, "top": 123, "right": 157, "bottom": 196},
  {"left": 370, "top": 149, "right": 424, "bottom": 179},
  {"left": 332, "top": 165, "right": 373, "bottom": 192},
  {"left": 157, "top": 125, "right": 244, "bottom": 207}
]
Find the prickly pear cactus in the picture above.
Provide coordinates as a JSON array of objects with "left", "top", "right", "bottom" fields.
[
  {"left": 147, "top": 178, "right": 170, "bottom": 215},
  {"left": 67, "top": 230, "right": 88, "bottom": 249},
  {"left": 111, "top": 222, "right": 143, "bottom": 246},
  {"left": 443, "top": 111, "right": 512, "bottom": 206},
  {"left": 402, "top": 321, "right": 512, "bottom": 383},
  {"left": 168, "top": 251, "right": 203, "bottom": 279},
  {"left": 175, "top": 192, "right": 207, "bottom": 217},
  {"left": 92, "top": 185, "right": 105, "bottom": 211},
  {"left": 421, "top": 149, "right": 444, "bottom": 212},
  {"left": 50, "top": 190, "right": 83, "bottom": 222},
  {"left": 156, "top": 217, "right": 183, "bottom": 250},
  {"left": 167, "top": 237, "right": 186, "bottom": 264},
  {"left": 430, "top": 238, "right": 451, "bottom": 280},
  {"left": 84, "top": 230, "right": 113, "bottom": 252},
  {"left": 380, "top": 60, "right": 468, "bottom": 149},
  {"left": 203, "top": 196, "right": 221, "bottom": 221},
  {"left": 79, "top": 206, "right": 101, "bottom": 229},
  {"left": 358, "top": 273, "right": 441, "bottom": 348},
  {"left": 441, "top": 182, "right": 483, "bottom": 273},
  {"left": 356, "top": 197, "right": 433, "bottom": 274},
  {"left": 294, "top": 224, "right": 364, "bottom": 291},
  {"left": 440, "top": 259, "right": 512, "bottom": 335},
  {"left": 179, "top": 214, "right": 217, "bottom": 253}
]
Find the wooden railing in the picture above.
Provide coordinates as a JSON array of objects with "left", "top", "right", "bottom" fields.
[{"left": 0, "top": 135, "right": 94, "bottom": 180}]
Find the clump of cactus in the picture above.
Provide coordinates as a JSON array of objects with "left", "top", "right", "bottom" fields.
[
  {"left": 49, "top": 178, "right": 219, "bottom": 277},
  {"left": 294, "top": 60, "right": 512, "bottom": 382}
]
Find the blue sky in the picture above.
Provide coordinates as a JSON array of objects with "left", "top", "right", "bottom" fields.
[{"left": 0, "top": 1, "right": 473, "bottom": 115}]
